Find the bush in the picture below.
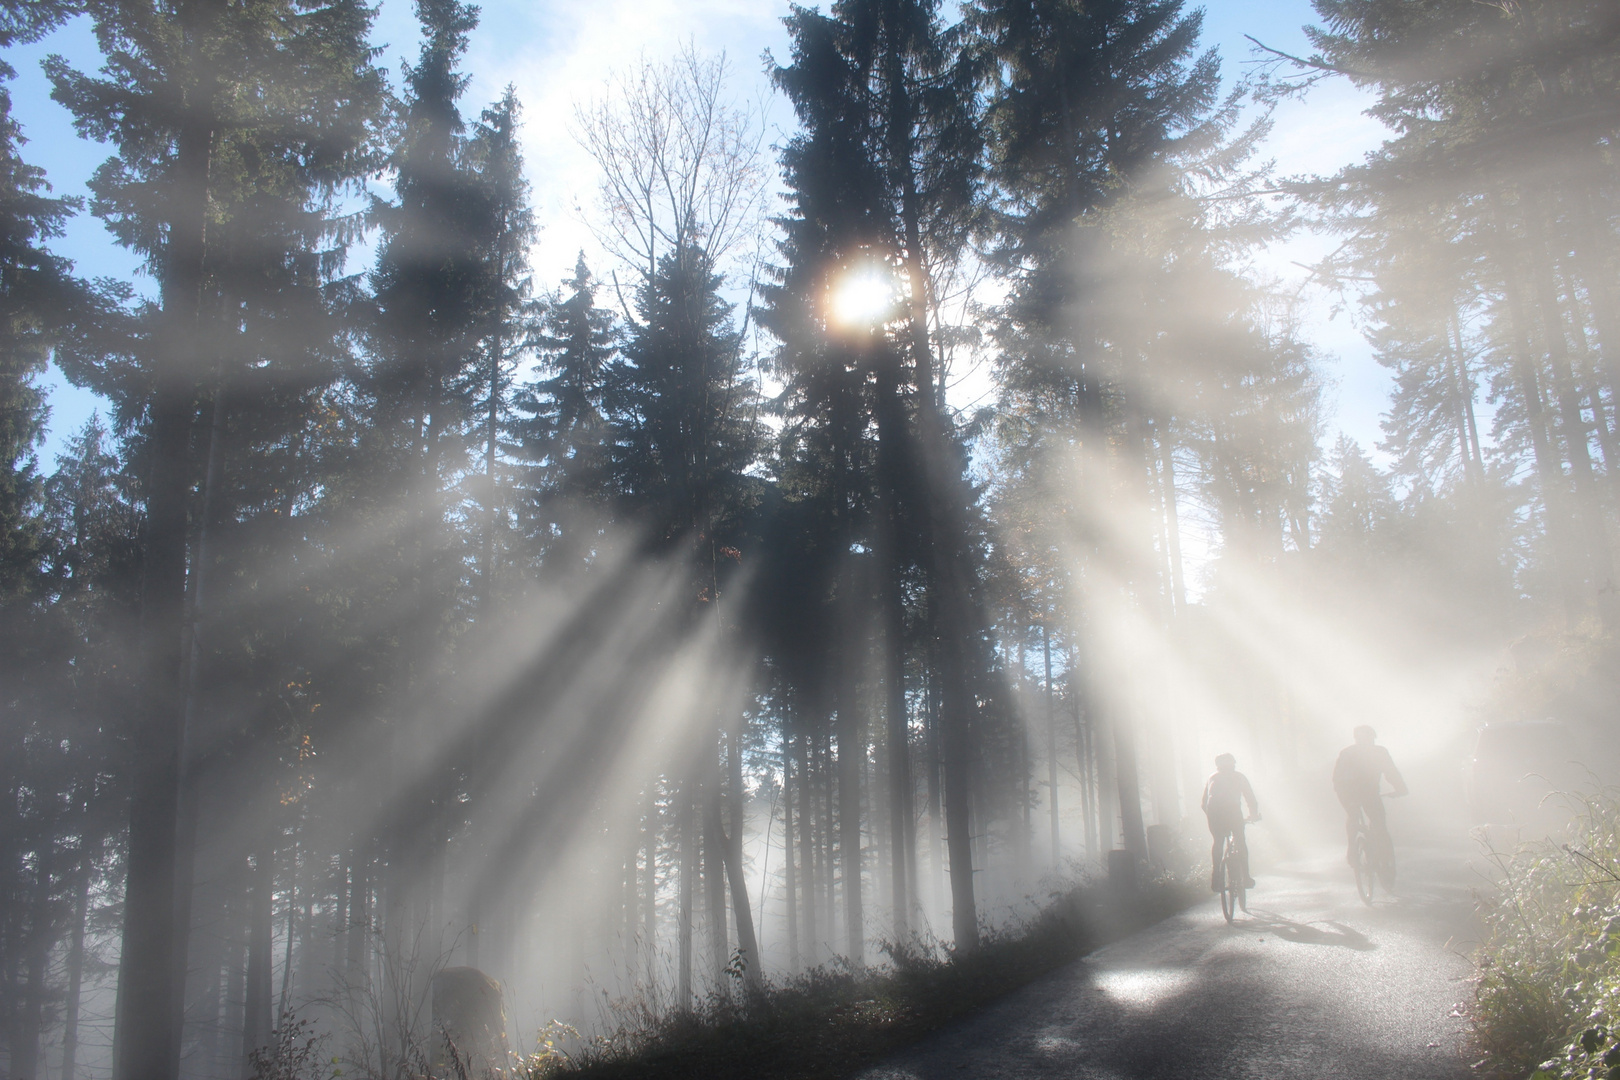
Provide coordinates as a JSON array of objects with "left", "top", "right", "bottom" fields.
[
  {"left": 528, "top": 873, "right": 1202, "bottom": 1080},
  {"left": 1474, "top": 792, "right": 1620, "bottom": 1079}
]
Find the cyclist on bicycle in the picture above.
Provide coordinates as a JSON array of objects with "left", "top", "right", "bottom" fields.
[
  {"left": 1333, "top": 725, "right": 1407, "bottom": 868},
  {"left": 1202, "top": 753, "right": 1260, "bottom": 892}
]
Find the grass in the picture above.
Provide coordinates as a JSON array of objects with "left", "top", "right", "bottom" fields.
[
  {"left": 525, "top": 874, "right": 1202, "bottom": 1080},
  {"left": 1472, "top": 791, "right": 1620, "bottom": 1080}
]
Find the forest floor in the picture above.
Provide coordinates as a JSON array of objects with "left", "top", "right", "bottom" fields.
[
  {"left": 853, "top": 846, "right": 1481, "bottom": 1080},
  {"left": 551, "top": 873, "right": 1204, "bottom": 1080}
]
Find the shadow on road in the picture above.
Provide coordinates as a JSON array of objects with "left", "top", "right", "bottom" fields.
[{"left": 1239, "top": 909, "right": 1377, "bottom": 950}]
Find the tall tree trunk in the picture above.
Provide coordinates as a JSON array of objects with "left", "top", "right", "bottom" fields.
[
  {"left": 1492, "top": 191, "right": 1586, "bottom": 621},
  {"left": 676, "top": 775, "right": 694, "bottom": 1008},
  {"left": 1113, "top": 709, "right": 1148, "bottom": 860},
  {"left": 344, "top": 846, "right": 367, "bottom": 984},
  {"left": 173, "top": 386, "right": 228, "bottom": 1065},
  {"left": 783, "top": 742, "right": 799, "bottom": 973},
  {"left": 61, "top": 855, "right": 92, "bottom": 1080},
  {"left": 834, "top": 650, "right": 864, "bottom": 967},
  {"left": 15, "top": 834, "right": 57, "bottom": 1080},
  {"left": 715, "top": 722, "right": 763, "bottom": 993},
  {"left": 1157, "top": 420, "right": 1187, "bottom": 612},
  {"left": 641, "top": 800, "right": 656, "bottom": 988},
  {"left": 882, "top": 33, "right": 983, "bottom": 953},
  {"left": 1534, "top": 237, "right": 1615, "bottom": 605},
  {"left": 796, "top": 729, "right": 816, "bottom": 965},
  {"left": 818, "top": 729, "right": 835, "bottom": 955},
  {"left": 702, "top": 761, "right": 728, "bottom": 992},
  {"left": 114, "top": 6, "right": 218, "bottom": 1075},
  {"left": 923, "top": 661, "right": 944, "bottom": 920},
  {"left": 873, "top": 351, "right": 915, "bottom": 942},
  {"left": 1044, "top": 624, "right": 1059, "bottom": 867},
  {"left": 1015, "top": 629, "right": 1033, "bottom": 880},
  {"left": 241, "top": 837, "right": 274, "bottom": 1075},
  {"left": 1448, "top": 313, "right": 1484, "bottom": 483},
  {"left": 220, "top": 907, "right": 246, "bottom": 1080}
]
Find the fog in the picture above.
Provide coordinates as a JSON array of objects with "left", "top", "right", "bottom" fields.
[{"left": 3, "top": 1, "right": 1618, "bottom": 1079}]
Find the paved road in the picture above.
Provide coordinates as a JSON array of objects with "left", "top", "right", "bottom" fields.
[{"left": 860, "top": 848, "right": 1481, "bottom": 1080}]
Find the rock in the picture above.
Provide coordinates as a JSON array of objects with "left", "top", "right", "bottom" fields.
[{"left": 431, "top": 967, "right": 508, "bottom": 1078}]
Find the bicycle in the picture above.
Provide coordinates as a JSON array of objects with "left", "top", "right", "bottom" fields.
[
  {"left": 1215, "top": 813, "right": 1259, "bottom": 923},
  {"left": 1350, "top": 805, "right": 1396, "bottom": 906}
]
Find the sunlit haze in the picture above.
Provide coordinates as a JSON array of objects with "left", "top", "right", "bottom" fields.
[{"left": 2, "top": 2, "right": 1613, "bottom": 1080}]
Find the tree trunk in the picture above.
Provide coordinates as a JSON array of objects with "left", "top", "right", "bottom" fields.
[
  {"left": 15, "top": 834, "right": 57, "bottom": 1080},
  {"left": 173, "top": 387, "right": 228, "bottom": 1066},
  {"left": 796, "top": 729, "right": 816, "bottom": 965},
  {"left": 1448, "top": 312, "right": 1484, "bottom": 483},
  {"left": 1157, "top": 421, "right": 1188, "bottom": 611},
  {"left": 641, "top": 800, "right": 656, "bottom": 987},
  {"left": 873, "top": 356, "right": 915, "bottom": 943},
  {"left": 1014, "top": 630, "right": 1033, "bottom": 880},
  {"left": 241, "top": 839, "right": 274, "bottom": 1075},
  {"left": 114, "top": 5, "right": 218, "bottom": 1074},
  {"left": 1532, "top": 226, "right": 1616, "bottom": 619},
  {"left": 1044, "top": 624, "right": 1060, "bottom": 867},
  {"left": 1491, "top": 190, "right": 1586, "bottom": 621},
  {"left": 783, "top": 742, "right": 799, "bottom": 973},
  {"left": 714, "top": 723, "right": 763, "bottom": 993},
  {"left": 676, "top": 775, "right": 694, "bottom": 1007},
  {"left": 1113, "top": 708, "right": 1148, "bottom": 860},
  {"left": 834, "top": 602, "right": 865, "bottom": 966},
  {"left": 61, "top": 854, "right": 92, "bottom": 1080},
  {"left": 703, "top": 762, "right": 729, "bottom": 992},
  {"left": 882, "top": 30, "right": 982, "bottom": 954},
  {"left": 345, "top": 846, "right": 368, "bottom": 984}
]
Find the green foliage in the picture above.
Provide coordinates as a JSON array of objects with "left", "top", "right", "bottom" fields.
[
  {"left": 607, "top": 243, "right": 762, "bottom": 547},
  {"left": 1474, "top": 794, "right": 1620, "bottom": 1078}
]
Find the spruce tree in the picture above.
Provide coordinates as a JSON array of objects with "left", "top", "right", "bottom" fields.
[
  {"left": 47, "top": 0, "right": 383, "bottom": 1072},
  {"left": 608, "top": 244, "right": 761, "bottom": 548},
  {"left": 766, "top": 0, "right": 995, "bottom": 955},
  {"left": 0, "top": 75, "right": 83, "bottom": 600},
  {"left": 515, "top": 254, "right": 617, "bottom": 570}
]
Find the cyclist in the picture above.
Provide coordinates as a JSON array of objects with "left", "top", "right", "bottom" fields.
[
  {"left": 1202, "top": 753, "right": 1260, "bottom": 892},
  {"left": 1333, "top": 725, "right": 1407, "bottom": 870}
]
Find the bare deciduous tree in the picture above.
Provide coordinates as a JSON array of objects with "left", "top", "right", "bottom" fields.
[{"left": 574, "top": 44, "right": 768, "bottom": 286}]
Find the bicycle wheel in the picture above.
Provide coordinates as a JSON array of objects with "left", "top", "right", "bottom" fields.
[
  {"left": 1353, "top": 833, "right": 1375, "bottom": 905},
  {"left": 1220, "top": 839, "right": 1238, "bottom": 923}
]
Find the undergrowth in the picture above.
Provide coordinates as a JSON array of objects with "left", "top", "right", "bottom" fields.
[
  {"left": 525, "top": 874, "right": 1200, "bottom": 1080},
  {"left": 1475, "top": 792, "right": 1620, "bottom": 1079}
]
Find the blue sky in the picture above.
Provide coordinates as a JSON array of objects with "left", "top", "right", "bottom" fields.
[{"left": 9, "top": 0, "right": 1388, "bottom": 466}]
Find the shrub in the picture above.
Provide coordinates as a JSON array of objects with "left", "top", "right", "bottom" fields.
[
  {"left": 1474, "top": 793, "right": 1620, "bottom": 1079},
  {"left": 525, "top": 873, "right": 1201, "bottom": 1080}
]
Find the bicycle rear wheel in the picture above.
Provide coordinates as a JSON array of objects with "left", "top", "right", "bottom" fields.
[
  {"left": 1220, "top": 839, "right": 1239, "bottom": 922},
  {"left": 1353, "top": 834, "right": 1375, "bottom": 905}
]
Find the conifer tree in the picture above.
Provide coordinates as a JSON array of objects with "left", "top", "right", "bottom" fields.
[
  {"left": 767, "top": 0, "right": 993, "bottom": 954},
  {"left": 467, "top": 86, "right": 538, "bottom": 603},
  {"left": 515, "top": 254, "right": 617, "bottom": 569},
  {"left": 0, "top": 54, "right": 88, "bottom": 600},
  {"left": 47, "top": 0, "right": 383, "bottom": 1072},
  {"left": 1290, "top": 0, "right": 1620, "bottom": 620}
]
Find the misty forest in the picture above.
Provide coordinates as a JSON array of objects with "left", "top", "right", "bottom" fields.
[{"left": 3, "top": 0, "right": 1620, "bottom": 1077}]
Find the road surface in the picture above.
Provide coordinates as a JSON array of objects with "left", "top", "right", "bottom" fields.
[{"left": 860, "top": 848, "right": 1481, "bottom": 1079}]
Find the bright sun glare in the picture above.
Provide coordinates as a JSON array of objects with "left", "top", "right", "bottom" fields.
[{"left": 830, "top": 268, "right": 896, "bottom": 328}]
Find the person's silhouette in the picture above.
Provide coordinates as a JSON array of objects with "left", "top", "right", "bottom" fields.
[
  {"left": 1332, "top": 725, "right": 1407, "bottom": 869},
  {"left": 1202, "top": 753, "right": 1260, "bottom": 891}
]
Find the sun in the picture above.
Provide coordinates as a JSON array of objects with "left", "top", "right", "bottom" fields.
[{"left": 829, "top": 267, "right": 896, "bottom": 329}]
